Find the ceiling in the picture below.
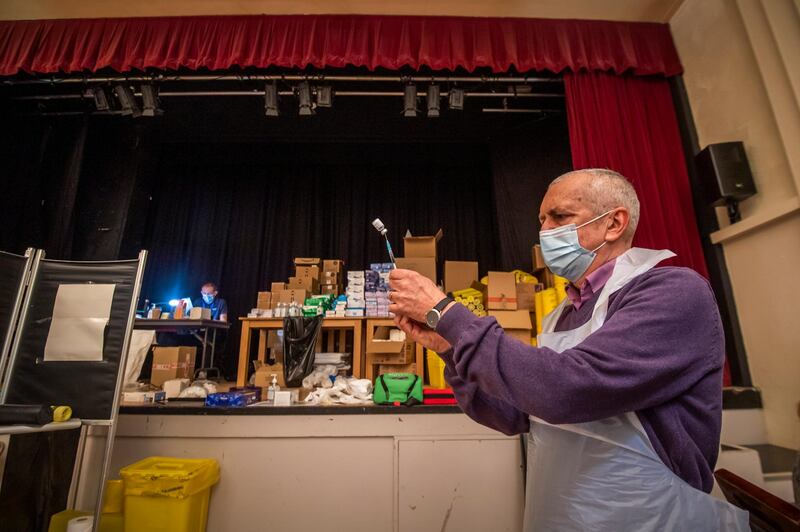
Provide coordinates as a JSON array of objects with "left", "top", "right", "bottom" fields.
[{"left": 1, "top": 0, "right": 687, "bottom": 23}]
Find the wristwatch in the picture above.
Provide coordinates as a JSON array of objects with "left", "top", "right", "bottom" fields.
[{"left": 425, "top": 297, "right": 455, "bottom": 330}]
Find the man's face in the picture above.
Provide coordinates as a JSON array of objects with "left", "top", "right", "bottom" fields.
[
  {"left": 538, "top": 175, "right": 608, "bottom": 249},
  {"left": 201, "top": 286, "right": 217, "bottom": 303}
]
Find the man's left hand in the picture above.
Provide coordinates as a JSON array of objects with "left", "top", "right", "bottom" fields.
[{"left": 388, "top": 269, "right": 446, "bottom": 323}]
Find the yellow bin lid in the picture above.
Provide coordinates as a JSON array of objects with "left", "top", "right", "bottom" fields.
[{"left": 120, "top": 457, "right": 220, "bottom": 499}]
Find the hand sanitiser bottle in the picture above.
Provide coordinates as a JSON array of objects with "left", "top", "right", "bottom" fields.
[{"left": 267, "top": 374, "right": 280, "bottom": 404}]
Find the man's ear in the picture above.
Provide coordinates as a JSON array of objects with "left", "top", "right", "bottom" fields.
[{"left": 604, "top": 208, "right": 630, "bottom": 243}]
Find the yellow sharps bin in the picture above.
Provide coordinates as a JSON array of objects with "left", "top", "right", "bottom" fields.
[{"left": 119, "top": 456, "right": 220, "bottom": 532}]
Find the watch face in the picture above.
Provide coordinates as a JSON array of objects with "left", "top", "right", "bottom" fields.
[{"left": 426, "top": 309, "right": 440, "bottom": 329}]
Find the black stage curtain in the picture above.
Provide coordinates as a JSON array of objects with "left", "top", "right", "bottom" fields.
[
  {"left": 0, "top": 112, "right": 571, "bottom": 381},
  {"left": 140, "top": 142, "right": 501, "bottom": 379}
]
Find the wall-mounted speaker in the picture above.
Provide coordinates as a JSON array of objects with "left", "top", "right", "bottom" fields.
[{"left": 695, "top": 141, "right": 756, "bottom": 207}]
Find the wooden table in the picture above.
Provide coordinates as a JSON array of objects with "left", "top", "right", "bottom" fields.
[{"left": 237, "top": 317, "right": 364, "bottom": 387}]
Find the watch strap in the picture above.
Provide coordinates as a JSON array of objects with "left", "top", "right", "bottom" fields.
[{"left": 433, "top": 296, "right": 454, "bottom": 313}]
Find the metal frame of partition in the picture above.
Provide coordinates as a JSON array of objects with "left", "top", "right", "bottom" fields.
[
  {"left": 0, "top": 248, "right": 35, "bottom": 390},
  {"left": 0, "top": 249, "right": 147, "bottom": 532}
]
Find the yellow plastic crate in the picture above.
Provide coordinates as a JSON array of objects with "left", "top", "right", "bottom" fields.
[
  {"left": 426, "top": 350, "right": 447, "bottom": 389},
  {"left": 119, "top": 457, "right": 220, "bottom": 532}
]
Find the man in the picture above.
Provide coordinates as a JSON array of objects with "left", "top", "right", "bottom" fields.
[
  {"left": 193, "top": 282, "right": 228, "bottom": 321},
  {"left": 388, "top": 169, "right": 748, "bottom": 531}
]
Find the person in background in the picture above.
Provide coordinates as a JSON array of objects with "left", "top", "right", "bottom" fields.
[
  {"left": 388, "top": 169, "right": 749, "bottom": 531},
  {"left": 193, "top": 282, "right": 228, "bottom": 321}
]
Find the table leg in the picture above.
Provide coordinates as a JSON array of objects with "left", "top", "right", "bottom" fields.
[
  {"left": 210, "top": 328, "right": 218, "bottom": 368},
  {"left": 353, "top": 321, "right": 364, "bottom": 379},
  {"left": 237, "top": 321, "right": 252, "bottom": 387},
  {"left": 258, "top": 330, "right": 267, "bottom": 363},
  {"left": 201, "top": 327, "right": 209, "bottom": 368}
]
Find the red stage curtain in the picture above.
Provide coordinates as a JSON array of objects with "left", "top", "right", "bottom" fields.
[
  {"left": 563, "top": 71, "right": 733, "bottom": 384},
  {"left": 0, "top": 15, "right": 681, "bottom": 76},
  {"left": 564, "top": 71, "right": 709, "bottom": 277}
]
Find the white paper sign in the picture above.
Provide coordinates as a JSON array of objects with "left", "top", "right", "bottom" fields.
[{"left": 43, "top": 283, "right": 116, "bottom": 362}]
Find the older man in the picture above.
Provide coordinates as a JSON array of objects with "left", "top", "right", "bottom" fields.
[{"left": 388, "top": 169, "right": 748, "bottom": 531}]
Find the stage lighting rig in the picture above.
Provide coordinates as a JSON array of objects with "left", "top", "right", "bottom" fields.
[
  {"left": 90, "top": 86, "right": 110, "bottom": 111},
  {"left": 426, "top": 85, "right": 440, "bottom": 117},
  {"left": 141, "top": 84, "right": 162, "bottom": 116},
  {"left": 316, "top": 85, "right": 333, "bottom": 108},
  {"left": 448, "top": 87, "right": 464, "bottom": 110},
  {"left": 264, "top": 82, "right": 280, "bottom": 116},
  {"left": 403, "top": 84, "right": 418, "bottom": 117},
  {"left": 296, "top": 81, "right": 315, "bottom": 115},
  {"left": 113, "top": 83, "right": 141, "bottom": 117}
]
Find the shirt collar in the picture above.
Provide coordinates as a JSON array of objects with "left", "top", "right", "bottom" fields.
[{"left": 565, "top": 258, "right": 617, "bottom": 310}]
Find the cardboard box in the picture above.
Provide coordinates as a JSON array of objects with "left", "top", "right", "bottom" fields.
[
  {"left": 294, "top": 257, "right": 321, "bottom": 267},
  {"left": 288, "top": 276, "right": 319, "bottom": 293},
  {"left": 322, "top": 271, "right": 341, "bottom": 283},
  {"left": 532, "top": 244, "right": 546, "bottom": 270},
  {"left": 189, "top": 307, "right": 212, "bottom": 320},
  {"left": 395, "top": 257, "right": 437, "bottom": 284},
  {"left": 444, "top": 261, "right": 479, "bottom": 293},
  {"left": 323, "top": 259, "right": 344, "bottom": 272},
  {"left": 367, "top": 324, "right": 407, "bottom": 354},
  {"left": 296, "top": 265, "right": 320, "bottom": 280},
  {"left": 516, "top": 283, "right": 536, "bottom": 311},
  {"left": 487, "top": 271, "right": 518, "bottom": 310},
  {"left": 277, "top": 289, "right": 307, "bottom": 305},
  {"left": 370, "top": 342, "right": 415, "bottom": 364},
  {"left": 489, "top": 310, "right": 533, "bottom": 345},
  {"left": 403, "top": 229, "right": 443, "bottom": 259},
  {"left": 271, "top": 282, "right": 286, "bottom": 293},
  {"left": 151, "top": 347, "right": 196, "bottom": 388},
  {"left": 256, "top": 291, "right": 272, "bottom": 310},
  {"left": 253, "top": 361, "right": 286, "bottom": 388},
  {"left": 320, "top": 284, "right": 340, "bottom": 296}
]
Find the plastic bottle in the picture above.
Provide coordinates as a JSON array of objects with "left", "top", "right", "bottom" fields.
[{"left": 267, "top": 374, "right": 280, "bottom": 404}]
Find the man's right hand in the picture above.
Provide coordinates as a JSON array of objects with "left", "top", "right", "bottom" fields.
[{"left": 393, "top": 315, "right": 452, "bottom": 354}]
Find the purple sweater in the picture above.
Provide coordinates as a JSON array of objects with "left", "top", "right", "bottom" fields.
[{"left": 436, "top": 266, "right": 724, "bottom": 493}]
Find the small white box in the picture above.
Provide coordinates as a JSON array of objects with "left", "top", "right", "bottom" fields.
[
  {"left": 273, "top": 391, "right": 292, "bottom": 406},
  {"left": 190, "top": 307, "right": 212, "bottom": 320}
]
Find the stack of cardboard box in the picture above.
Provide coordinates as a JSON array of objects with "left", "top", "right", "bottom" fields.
[
  {"left": 320, "top": 259, "right": 344, "bottom": 296},
  {"left": 486, "top": 271, "right": 534, "bottom": 345},
  {"left": 289, "top": 257, "right": 321, "bottom": 294},
  {"left": 395, "top": 229, "right": 443, "bottom": 284}
]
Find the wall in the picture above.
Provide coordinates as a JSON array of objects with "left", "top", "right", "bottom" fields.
[{"left": 671, "top": 0, "right": 800, "bottom": 449}]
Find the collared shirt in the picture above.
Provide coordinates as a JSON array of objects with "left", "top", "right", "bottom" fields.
[{"left": 565, "top": 258, "right": 617, "bottom": 310}]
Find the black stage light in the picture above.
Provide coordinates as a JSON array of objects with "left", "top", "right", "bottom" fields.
[
  {"left": 91, "top": 86, "right": 110, "bottom": 111},
  {"left": 427, "top": 85, "right": 440, "bottom": 117},
  {"left": 296, "top": 81, "right": 315, "bottom": 116},
  {"left": 403, "top": 84, "right": 418, "bottom": 117},
  {"left": 141, "top": 84, "right": 162, "bottom": 117},
  {"left": 265, "top": 82, "right": 280, "bottom": 117},
  {"left": 114, "top": 84, "right": 141, "bottom": 117},
  {"left": 449, "top": 87, "right": 464, "bottom": 110},
  {"left": 316, "top": 85, "right": 333, "bottom": 108}
]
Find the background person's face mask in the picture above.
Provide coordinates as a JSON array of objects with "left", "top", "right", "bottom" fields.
[
  {"left": 202, "top": 294, "right": 215, "bottom": 304},
  {"left": 539, "top": 211, "right": 613, "bottom": 282}
]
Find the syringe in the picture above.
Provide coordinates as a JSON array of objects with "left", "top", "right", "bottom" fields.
[{"left": 371, "top": 218, "right": 397, "bottom": 267}]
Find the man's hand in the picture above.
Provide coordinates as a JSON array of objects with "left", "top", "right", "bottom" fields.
[
  {"left": 394, "top": 315, "right": 452, "bottom": 354},
  {"left": 388, "top": 269, "right": 446, "bottom": 323}
]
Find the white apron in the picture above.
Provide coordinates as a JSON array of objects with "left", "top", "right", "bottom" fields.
[{"left": 524, "top": 247, "right": 749, "bottom": 531}]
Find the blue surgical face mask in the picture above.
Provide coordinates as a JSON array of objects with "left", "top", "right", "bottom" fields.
[
  {"left": 538, "top": 210, "right": 613, "bottom": 282},
  {"left": 202, "top": 294, "right": 215, "bottom": 304}
]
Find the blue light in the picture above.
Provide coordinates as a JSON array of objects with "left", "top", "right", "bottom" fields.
[{"left": 168, "top": 299, "right": 180, "bottom": 307}]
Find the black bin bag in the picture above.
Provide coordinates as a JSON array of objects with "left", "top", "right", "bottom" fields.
[{"left": 282, "top": 316, "right": 322, "bottom": 387}]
